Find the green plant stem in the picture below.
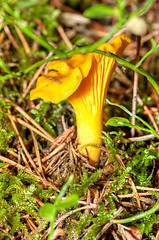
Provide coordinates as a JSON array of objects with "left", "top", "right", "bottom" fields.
[
  {"left": 0, "top": 72, "right": 22, "bottom": 82},
  {"left": 95, "top": 49, "right": 159, "bottom": 95},
  {"left": 2, "top": 2, "right": 21, "bottom": 20},
  {"left": 15, "top": 21, "right": 58, "bottom": 52},
  {"left": 0, "top": 22, "right": 122, "bottom": 80},
  {"left": 129, "top": 0, "right": 155, "bottom": 17},
  {"left": 47, "top": 208, "right": 57, "bottom": 240},
  {"left": 0, "top": 57, "right": 13, "bottom": 75},
  {"left": 23, "top": 56, "right": 59, "bottom": 74},
  {"left": 1, "top": 47, "right": 158, "bottom": 98},
  {"left": 47, "top": 175, "right": 74, "bottom": 240},
  {"left": 114, "top": 202, "right": 159, "bottom": 224},
  {"left": 55, "top": 174, "right": 74, "bottom": 203},
  {"left": 67, "top": 22, "right": 123, "bottom": 57},
  {"left": 1, "top": 48, "right": 158, "bottom": 98},
  {"left": 106, "top": 99, "right": 159, "bottom": 139},
  {"left": 136, "top": 44, "right": 159, "bottom": 68}
]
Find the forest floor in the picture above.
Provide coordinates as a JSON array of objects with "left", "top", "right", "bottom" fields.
[{"left": 0, "top": 0, "right": 159, "bottom": 239}]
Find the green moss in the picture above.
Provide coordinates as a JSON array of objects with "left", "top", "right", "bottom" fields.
[
  {"left": 69, "top": 169, "right": 103, "bottom": 197},
  {"left": 0, "top": 100, "right": 15, "bottom": 152},
  {"left": 0, "top": 169, "right": 48, "bottom": 239},
  {"left": 75, "top": 214, "right": 92, "bottom": 238},
  {"left": 128, "top": 146, "right": 158, "bottom": 187}
]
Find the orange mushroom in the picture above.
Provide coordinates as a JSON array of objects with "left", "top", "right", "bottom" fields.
[{"left": 30, "top": 35, "right": 130, "bottom": 167}]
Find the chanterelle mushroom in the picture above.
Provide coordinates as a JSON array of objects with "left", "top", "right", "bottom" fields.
[{"left": 30, "top": 35, "right": 131, "bottom": 167}]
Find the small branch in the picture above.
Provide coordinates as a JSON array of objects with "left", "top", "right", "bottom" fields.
[
  {"left": 57, "top": 25, "right": 73, "bottom": 50},
  {"left": 21, "top": 51, "right": 53, "bottom": 100},
  {"left": 131, "top": 36, "right": 141, "bottom": 136},
  {"left": 4, "top": 24, "right": 20, "bottom": 51},
  {"left": 96, "top": 207, "right": 124, "bottom": 240},
  {"left": 137, "top": 95, "right": 159, "bottom": 133},
  {"left": 126, "top": 133, "right": 156, "bottom": 142},
  {"left": 5, "top": 98, "right": 54, "bottom": 142},
  {"left": 14, "top": 25, "right": 30, "bottom": 54}
]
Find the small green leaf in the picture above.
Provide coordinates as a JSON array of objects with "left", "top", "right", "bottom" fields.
[
  {"left": 84, "top": 4, "right": 118, "bottom": 19},
  {"left": 106, "top": 99, "right": 159, "bottom": 139},
  {"left": 106, "top": 117, "right": 130, "bottom": 127},
  {"left": 39, "top": 203, "right": 55, "bottom": 221},
  {"left": 105, "top": 117, "right": 152, "bottom": 133},
  {"left": 56, "top": 194, "right": 79, "bottom": 209}
]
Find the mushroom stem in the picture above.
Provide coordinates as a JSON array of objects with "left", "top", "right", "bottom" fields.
[{"left": 75, "top": 108, "right": 103, "bottom": 167}]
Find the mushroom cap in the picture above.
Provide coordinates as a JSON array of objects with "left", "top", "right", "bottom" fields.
[
  {"left": 30, "top": 53, "right": 92, "bottom": 103},
  {"left": 96, "top": 35, "right": 130, "bottom": 57},
  {"left": 30, "top": 35, "right": 131, "bottom": 104}
]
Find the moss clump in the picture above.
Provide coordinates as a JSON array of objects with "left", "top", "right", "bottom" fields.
[
  {"left": 0, "top": 169, "right": 49, "bottom": 239},
  {"left": 0, "top": 100, "right": 15, "bottom": 152}
]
